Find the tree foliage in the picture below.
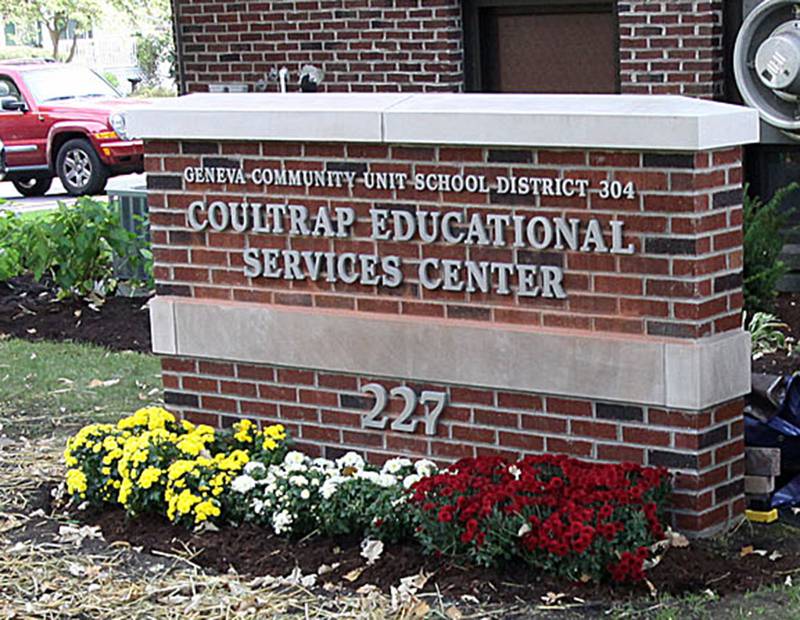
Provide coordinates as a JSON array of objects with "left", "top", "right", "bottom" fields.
[
  {"left": 0, "top": 0, "right": 172, "bottom": 63},
  {"left": 0, "top": 0, "right": 103, "bottom": 61},
  {"left": 743, "top": 182, "right": 799, "bottom": 313}
]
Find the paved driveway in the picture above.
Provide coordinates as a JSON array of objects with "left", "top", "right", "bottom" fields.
[{"left": 0, "top": 174, "right": 146, "bottom": 214}]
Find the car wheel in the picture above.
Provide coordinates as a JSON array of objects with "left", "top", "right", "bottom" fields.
[
  {"left": 56, "top": 138, "right": 108, "bottom": 196},
  {"left": 12, "top": 176, "right": 53, "bottom": 197}
]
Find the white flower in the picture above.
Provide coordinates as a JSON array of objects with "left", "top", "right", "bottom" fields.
[
  {"left": 231, "top": 474, "right": 256, "bottom": 494},
  {"left": 356, "top": 470, "right": 380, "bottom": 485},
  {"left": 285, "top": 451, "right": 306, "bottom": 466},
  {"left": 289, "top": 475, "right": 308, "bottom": 487},
  {"left": 336, "top": 452, "right": 365, "bottom": 471},
  {"left": 300, "top": 489, "right": 310, "bottom": 500},
  {"left": 414, "top": 459, "right": 437, "bottom": 477},
  {"left": 320, "top": 476, "right": 343, "bottom": 500},
  {"left": 253, "top": 499, "right": 265, "bottom": 514},
  {"left": 283, "top": 451, "right": 308, "bottom": 472},
  {"left": 312, "top": 457, "right": 334, "bottom": 469},
  {"left": 244, "top": 461, "right": 266, "bottom": 476},
  {"left": 402, "top": 474, "right": 421, "bottom": 489},
  {"left": 518, "top": 523, "right": 532, "bottom": 537},
  {"left": 272, "top": 510, "right": 294, "bottom": 535},
  {"left": 376, "top": 473, "right": 397, "bottom": 488},
  {"left": 508, "top": 465, "right": 521, "bottom": 481},
  {"left": 382, "top": 458, "right": 412, "bottom": 475}
]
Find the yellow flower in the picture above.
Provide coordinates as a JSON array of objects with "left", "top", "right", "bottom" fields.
[
  {"left": 264, "top": 424, "right": 287, "bottom": 440},
  {"left": 138, "top": 467, "right": 163, "bottom": 489},
  {"left": 234, "top": 419, "right": 255, "bottom": 443},
  {"left": 63, "top": 448, "right": 78, "bottom": 467},
  {"left": 66, "top": 469, "right": 87, "bottom": 495},
  {"left": 168, "top": 460, "right": 198, "bottom": 481},
  {"left": 175, "top": 490, "right": 201, "bottom": 515},
  {"left": 118, "top": 478, "right": 133, "bottom": 505},
  {"left": 194, "top": 500, "right": 220, "bottom": 524},
  {"left": 216, "top": 450, "right": 249, "bottom": 471}
]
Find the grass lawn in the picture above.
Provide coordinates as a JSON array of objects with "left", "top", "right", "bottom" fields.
[{"left": 0, "top": 337, "right": 162, "bottom": 438}]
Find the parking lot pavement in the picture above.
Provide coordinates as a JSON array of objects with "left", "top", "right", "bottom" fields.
[{"left": 0, "top": 174, "right": 146, "bottom": 214}]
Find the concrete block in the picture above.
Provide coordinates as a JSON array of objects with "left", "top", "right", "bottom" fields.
[
  {"left": 745, "top": 447, "right": 781, "bottom": 476},
  {"left": 149, "top": 297, "right": 176, "bottom": 355},
  {"left": 744, "top": 475, "right": 775, "bottom": 495},
  {"left": 153, "top": 297, "right": 752, "bottom": 410}
]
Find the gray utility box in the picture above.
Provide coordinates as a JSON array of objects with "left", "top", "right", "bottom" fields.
[{"left": 108, "top": 186, "right": 150, "bottom": 285}]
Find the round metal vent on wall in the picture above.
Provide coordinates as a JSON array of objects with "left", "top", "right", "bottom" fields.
[{"left": 734, "top": 0, "right": 800, "bottom": 134}]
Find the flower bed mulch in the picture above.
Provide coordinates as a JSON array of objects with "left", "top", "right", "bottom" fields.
[
  {"left": 0, "top": 275, "right": 151, "bottom": 353},
  {"left": 75, "top": 505, "right": 800, "bottom": 606}
]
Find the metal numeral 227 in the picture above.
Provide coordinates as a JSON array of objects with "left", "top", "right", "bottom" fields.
[{"left": 360, "top": 384, "right": 448, "bottom": 436}]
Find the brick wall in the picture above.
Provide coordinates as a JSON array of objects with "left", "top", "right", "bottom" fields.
[
  {"left": 174, "top": 0, "right": 724, "bottom": 99},
  {"left": 618, "top": 0, "right": 725, "bottom": 98},
  {"left": 160, "top": 357, "right": 745, "bottom": 533},
  {"left": 176, "top": 0, "right": 464, "bottom": 94},
  {"left": 145, "top": 141, "right": 743, "bottom": 339}
]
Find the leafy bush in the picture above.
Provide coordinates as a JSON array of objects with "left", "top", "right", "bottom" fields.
[
  {"left": 228, "top": 451, "right": 437, "bottom": 543},
  {"left": 0, "top": 45, "right": 51, "bottom": 61},
  {"left": 133, "top": 84, "right": 177, "bottom": 98},
  {"left": 747, "top": 311, "right": 791, "bottom": 359},
  {"left": 408, "top": 455, "right": 670, "bottom": 583},
  {"left": 135, "top": 30, "right": 176, "bottom": 87},
  {"left": 64, "top": 409, "right": 288, "bottom": 527},
  {"left": 0, "top": 197, "right": 152, "bottom": 297},
  {"left": 744, "top": 183, "right": 799, "bottom": 313}
]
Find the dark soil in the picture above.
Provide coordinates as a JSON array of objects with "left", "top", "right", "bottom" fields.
[
  {"left": 0, "top": 276, "right": 151, "bottom": 353},
  {"left": 75, "top": 506, "right": 800, "bottom": 606}
]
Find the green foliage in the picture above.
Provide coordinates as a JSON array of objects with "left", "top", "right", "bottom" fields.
[
  {"left": 134, "top": 30, "right": 176, "bottom": 87},
  {"left": 743, "top": 182, "right": 799, "bottom": 313},
  {"left": 132, "top": 84, "right": 177, "bottom": 98},
  {"left": 0, "top": 198, "right": 152, "bottom": 297},
  {"left": 103, "top": 71, "right": 120, "bottom": 89},
  {"left": 0, "top": 45, "right": 52, "bottom": 61},
  {"left": 747, "top": 311, "right": 790, "bottom": 359}
]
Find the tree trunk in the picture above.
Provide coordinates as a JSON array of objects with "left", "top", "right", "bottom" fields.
[
  {"left": 48, "top": 25, "right": 60, "bottom": 61},
  {"left": 64, "top": 35, "right": 78, "bottom": 63}
]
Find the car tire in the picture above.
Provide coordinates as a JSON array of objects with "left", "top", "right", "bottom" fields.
[
  {"left": 56, "top": 138, "right": 108, "bottom": 196},
  {"left": 12, "top": 176, "right": 53, "bottom": 197}
]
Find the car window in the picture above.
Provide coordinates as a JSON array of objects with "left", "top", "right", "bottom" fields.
[
  {"left": 22, "top": 66, "right": 119, "bottom": 104},
  {"left": 0, "top": 75, "right": 23, "bottom": 108}
]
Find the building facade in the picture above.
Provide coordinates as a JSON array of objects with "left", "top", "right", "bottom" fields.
[{"left": 172, "top": 0, "right": 726, "bottom": 99}]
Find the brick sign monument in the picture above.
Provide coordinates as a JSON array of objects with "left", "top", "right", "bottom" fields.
[{"left": 125, "top": 94, "right": 758, "bottom": 535}]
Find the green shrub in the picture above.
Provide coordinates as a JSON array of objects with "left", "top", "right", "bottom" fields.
[
  {"left": 743, "top": 183, "right": 799, "bottom": 313},
  {"left": 103, "top": 71, "right": 121, "bottom": 90},
  {"left": 0, "top": 45, "right": 51, "bottom": 61},
  {"left": 0, "top": 197, "right": 152, "bottom": 297},
  {"left": 747, "top": 311, "right": 790, "bottom": 359}
]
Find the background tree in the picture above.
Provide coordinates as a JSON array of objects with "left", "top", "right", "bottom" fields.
[{"left": 0, "top": 0, "right": 103, "bottom": 62}]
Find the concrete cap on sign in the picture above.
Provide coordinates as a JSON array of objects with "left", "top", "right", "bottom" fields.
[{"left": 123, "top": 93, "right": 760, "bottom": 151}]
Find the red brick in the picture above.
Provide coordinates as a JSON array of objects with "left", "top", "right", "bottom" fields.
[
  {"left": 497, "top": 392, "right": 542, "bottom": 410},
  {"left": 622, "top": 427, "right": 671, "bottom": 446},
  {"left": 546, "top": 397, "right": 592, "bottom": 417}
]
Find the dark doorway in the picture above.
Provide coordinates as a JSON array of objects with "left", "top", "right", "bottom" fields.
[{"left": 463, "top": 0, "right": 620, "bottom": 93}]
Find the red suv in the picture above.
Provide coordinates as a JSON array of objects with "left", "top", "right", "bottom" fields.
[{"left": 0, "top": 61, "right": 144, "bottom": 197}]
